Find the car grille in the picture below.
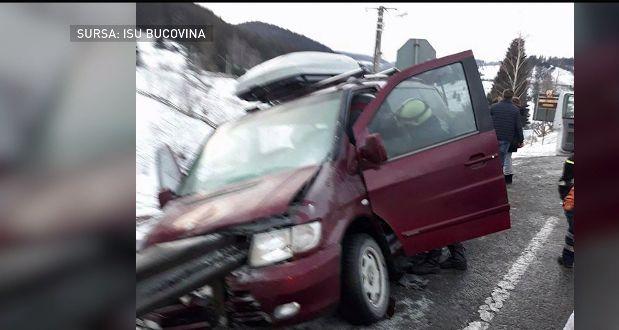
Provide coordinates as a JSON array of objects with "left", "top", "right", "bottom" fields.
[{"left": 225, "top": 288, "right": 272, "bottom": 326}]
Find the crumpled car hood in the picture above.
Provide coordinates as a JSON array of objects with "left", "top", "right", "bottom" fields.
[{"left": 145, "top": 165, "right": 320, "bottom": 245}]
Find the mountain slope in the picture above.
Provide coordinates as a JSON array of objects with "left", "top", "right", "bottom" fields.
[
  {"left": 137, "top": 3, "right": 336, "bottom": 75},
  {"left": 237, "top": 21, "right": 333, "bottom": 53}
]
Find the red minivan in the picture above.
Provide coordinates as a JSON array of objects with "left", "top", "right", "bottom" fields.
[{"left": 139, "top": 50, "right": 510, "bottom": 327}]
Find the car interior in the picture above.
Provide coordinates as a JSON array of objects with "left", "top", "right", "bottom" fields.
[{"left": 346, "top": 92, "right": 376, "bottom": 144}]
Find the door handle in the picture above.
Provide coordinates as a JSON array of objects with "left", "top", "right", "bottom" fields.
[{"left": 464, "top": 153, "right": 498, "bottom": 166}]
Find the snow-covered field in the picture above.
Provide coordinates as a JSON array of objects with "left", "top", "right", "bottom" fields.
[{"left": 136, "top": 41, "right": 248, "bottom": 217}]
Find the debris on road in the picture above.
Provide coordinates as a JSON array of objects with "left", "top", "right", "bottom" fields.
[{"left": 397, "top": 274, "right": 429, "bottom": 290}]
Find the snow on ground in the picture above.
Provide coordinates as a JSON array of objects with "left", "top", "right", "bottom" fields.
[
  {"left": 136, "top": 41, "right": 249, "bottom": 217},
  {"left": 513, "top": 130, "right": 558, "bottom": 158}
]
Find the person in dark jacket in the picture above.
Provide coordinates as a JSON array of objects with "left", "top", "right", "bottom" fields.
[
  {"left": 490, "top": 89, "right": 524, "bottom": 168},
  {"left": 503, "top": 96, "right": 526, "bottom": 184},
  {"left": 558, "top": 154, "right": 575, "bottom": 268}
]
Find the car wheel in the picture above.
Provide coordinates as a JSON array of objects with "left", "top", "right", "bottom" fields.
[{"left": 340, "top": 233, "right": 390, "bottom": 325}]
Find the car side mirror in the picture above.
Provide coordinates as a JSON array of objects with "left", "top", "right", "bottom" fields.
[
  {"left": 358, "top": 133, "right": 388, "bottom": 170},
  {"left": 156, "top": 144, "right": 183, "bottom": 208}
]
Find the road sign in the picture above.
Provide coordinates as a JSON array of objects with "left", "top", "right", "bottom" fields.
[{"left": 533, "top": 92, "right": 559, "bottom": 122}]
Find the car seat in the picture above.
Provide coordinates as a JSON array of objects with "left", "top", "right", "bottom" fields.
[{"left": 347, "top": 93, "right": 375, "bottom": 144}]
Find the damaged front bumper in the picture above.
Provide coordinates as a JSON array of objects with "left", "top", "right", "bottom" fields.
[
  {"left": 137, "top": 216, "right": 341, "bottom": 328},
  {"left": 226, "top": 243, "right": 341, "bottom": 326}
]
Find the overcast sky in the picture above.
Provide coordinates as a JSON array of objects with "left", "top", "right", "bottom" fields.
[{"left": 199, "top": 3, "right": 574, "bottom": 62}]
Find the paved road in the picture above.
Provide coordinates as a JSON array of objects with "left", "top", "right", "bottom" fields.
[{"left": 295, "top": 156, "right": 574, "bottom": 330}]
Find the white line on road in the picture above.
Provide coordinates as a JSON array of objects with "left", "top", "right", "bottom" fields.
[{"left": 462, "top": 216, "right": 560, "bottom": 330}]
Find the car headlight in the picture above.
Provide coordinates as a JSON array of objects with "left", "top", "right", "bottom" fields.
[
  {"left": 249, "top": 221, "right": 322, "bottom": 267},
  {"left": 291, "top": 221, "right": 321, "bottom": 253}
]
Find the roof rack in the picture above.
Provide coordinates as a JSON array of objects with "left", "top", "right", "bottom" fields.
[
  {"left": 243, "top": 66, "right": 398, "bottom": 111},
  {"left": 257, "top": 67, "right": 368, "bottom": 104},
  {"left": 363, "top": 67, "right": 400, "bottom": 80},
  {"left": 310, "top": 67, "right": 369, "bottom": 90}
]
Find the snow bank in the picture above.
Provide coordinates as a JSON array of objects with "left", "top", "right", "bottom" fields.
[
  {"left": 136, "top": 40, "right": 249, "bottom": 217},
  {"left": 136, "top": 93, "right": 213, "bottom": 217}
]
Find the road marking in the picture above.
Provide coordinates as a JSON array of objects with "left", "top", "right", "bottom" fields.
[{"left": 462, "top": 216, "right": 559, "bottom": 330}]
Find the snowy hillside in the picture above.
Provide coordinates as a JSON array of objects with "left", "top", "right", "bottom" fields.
[
  {"left": 136, "top": 41, "right": 249, "bottom": 217},
  {"left": 137, "top": 42, "right": 249, "bottom": 125},
  {"left": 136, "top": 94, "right": 213, "bottom": 216},
  {"left": 550, "top": 67, "right": 574, "bottom": 87},
  {"left": 477, "top": 63, "right": 574, "bottom": 95}
]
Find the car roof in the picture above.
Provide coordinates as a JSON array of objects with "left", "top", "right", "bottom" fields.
[{"left": 308, "top": 79, "right": 387, "bottom": 97}]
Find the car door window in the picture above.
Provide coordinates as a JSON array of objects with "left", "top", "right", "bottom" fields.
[{"left": 368, "top": 62, "right": 477, "bottom": 159}]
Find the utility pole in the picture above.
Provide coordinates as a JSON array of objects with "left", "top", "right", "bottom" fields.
[
  {"left": 368, "top": 6, "right": 398, "bottom": 73},
  {"left": 372, "top": 6, "right": 385, "bottom": 73}
]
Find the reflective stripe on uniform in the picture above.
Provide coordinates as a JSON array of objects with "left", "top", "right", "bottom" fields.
[
  {"left": 566, "top": 159, "right": 574, "bottom": 164},
  {"left": 564, "top": 244, "right": 574, "bottom": 252}
]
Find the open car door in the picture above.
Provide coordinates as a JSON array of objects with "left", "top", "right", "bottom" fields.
[{"left": 353, "top": 50, "right": 510, "bottom": 256}]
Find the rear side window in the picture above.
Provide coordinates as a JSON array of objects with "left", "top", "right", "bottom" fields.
[
  {"left": 368, "top": 62, "right": 477, "bottom": 158},
  {"left": 563, "top": 94, "right": 574, "bottom": 119}
]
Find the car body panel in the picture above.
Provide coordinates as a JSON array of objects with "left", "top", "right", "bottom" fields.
[
  {"left": 226, "top": 243, "right": 341, "bottom": 326},
  {"left": 352, "top": 50, "right": 511, "bottom": 256},
  {"left": 145, "top": 165, "right": 321, "bottom": 246}
]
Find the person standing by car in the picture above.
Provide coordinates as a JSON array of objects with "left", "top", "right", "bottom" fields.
[
  {"left": 559, "top": 186, "right": 574, "bottom": 268},
  {"left": 503, "top": 96, "right": 526, "bottom": 184},
  {"left": 558, "top": 154, "right": 574, "bottom": 268},
  {"left": 490, "top": 89, "right": 524, "bottom": 168},
  {"left": 407, "top": 243, "right": 467, "bottom": 274},
  {"left": 558, "top": 154, "right": 574, "bottom": 199}
]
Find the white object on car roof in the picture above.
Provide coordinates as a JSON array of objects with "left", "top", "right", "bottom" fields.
[{"left": 235, "top": 51, "right": 360, "bottom": 98}]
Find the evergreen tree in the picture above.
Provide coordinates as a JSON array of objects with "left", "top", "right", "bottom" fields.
[
  {"left": 489, "top": 37, "right": 534, "bottom": 105},
  {"left": 520, "top": 103, "right": 531, "bottom": 128}
]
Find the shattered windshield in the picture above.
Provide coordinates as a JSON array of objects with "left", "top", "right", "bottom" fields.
[{"left": 178, "top": 91, "right": 342, "bottom": 196}]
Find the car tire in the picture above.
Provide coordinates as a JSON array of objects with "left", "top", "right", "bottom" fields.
[{"left": 340, "top": 233, "right": 390, "bottom": 325}]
